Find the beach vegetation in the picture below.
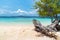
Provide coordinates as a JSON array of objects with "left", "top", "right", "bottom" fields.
[{"left": 34, "top": 0, "right": 60, "bottom": 22}]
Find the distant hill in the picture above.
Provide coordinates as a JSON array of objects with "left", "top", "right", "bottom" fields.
[
  {"left": 0, "top": 16, "right": 60, "bottom": 18},
  {"left": 0, "top": 16, "right": 40, "bottom": 18}
]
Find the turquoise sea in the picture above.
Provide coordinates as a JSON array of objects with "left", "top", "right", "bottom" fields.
[{"left": 0, "top": 18, "right": 51, "bottom": 25}]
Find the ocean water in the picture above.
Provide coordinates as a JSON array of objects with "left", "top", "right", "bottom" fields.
[{"left": 0, "top": 18, "right": 51, "bottom": 25}]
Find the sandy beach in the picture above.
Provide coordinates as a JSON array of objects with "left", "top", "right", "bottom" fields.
[{"left": 0, "top": 23, "right": 60, "bottom": 40}]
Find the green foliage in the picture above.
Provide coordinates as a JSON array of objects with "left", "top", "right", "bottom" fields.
[{"left": 34, "top": 0, "right": 60, "bottom": 17}]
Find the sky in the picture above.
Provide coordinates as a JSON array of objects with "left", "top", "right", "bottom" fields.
[{"left": 0, "top": 0, "right": 38, "bottom": 16}]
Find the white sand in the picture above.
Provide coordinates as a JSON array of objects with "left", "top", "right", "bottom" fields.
[{"left": 0, "top": 23, "right": 59, "bottom": 40}]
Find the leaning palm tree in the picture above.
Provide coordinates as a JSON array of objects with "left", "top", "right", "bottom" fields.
[{"left": 34, "top": 0, "right": 60, "bottom": 22}]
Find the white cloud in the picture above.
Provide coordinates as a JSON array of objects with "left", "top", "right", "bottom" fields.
[
  {"left": 17, "top": 9, "right": 24, "bottom": 13},
  {"left": 0, "top": 8, "right": 38, "bottom": 16},
  {"left": 29, "top": 8, "right": 39, "bottom": 14},
  {"left": 16, "top": 9, "right": 28, "bottom": 14},
  {"left": 0, "top": 9, "right": 8, "bottom": 14}
]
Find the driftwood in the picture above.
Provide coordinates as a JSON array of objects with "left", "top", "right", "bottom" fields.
[
  {"left": 56, "top": 25, "right": 60, "bottom": 31},
  {"left": 33, "top": 19, "right": 58, "bottom": 39},
  {"left": 52, "top": 20, "right": 60, "bottom": 31}
]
